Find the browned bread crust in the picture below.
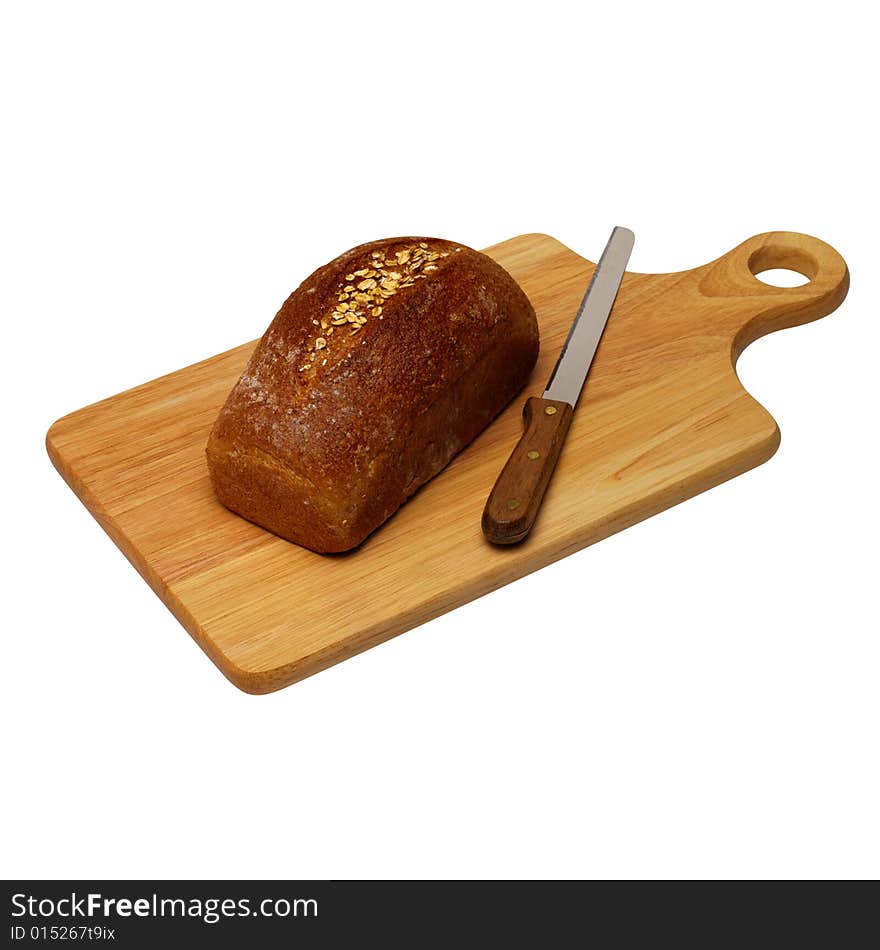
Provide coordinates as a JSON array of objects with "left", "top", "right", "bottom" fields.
[{"left": 206, "top": 237, "right": 539, "bottom": 552}]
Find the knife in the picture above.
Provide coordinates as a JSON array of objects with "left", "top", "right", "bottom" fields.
[{"left": 482, "top": 226, "right": 635, "bottom": 545}]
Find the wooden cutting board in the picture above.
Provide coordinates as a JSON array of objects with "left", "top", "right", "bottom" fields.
[{"left": 46, "top": 231, "right": 849, "bottom": 693}]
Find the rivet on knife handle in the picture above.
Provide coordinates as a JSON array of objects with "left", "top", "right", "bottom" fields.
[
  {"left": 481, "top": 397, "right": 574, "bottom": 544},
  {"left": 482, "top": 226, "right": 634, "bottom": 545}
]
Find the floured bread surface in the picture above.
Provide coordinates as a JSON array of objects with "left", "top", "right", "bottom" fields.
[{"left": 206, "top": 236, "right": 539, "bottom": 552}]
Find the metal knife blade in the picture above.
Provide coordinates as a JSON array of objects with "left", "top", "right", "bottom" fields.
[{"left": 542, "top": 225, "right": 634, "bottom": 406}]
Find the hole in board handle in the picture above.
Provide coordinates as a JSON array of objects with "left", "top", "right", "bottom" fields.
[
  {"left": 748, "top": 243, "right": 817, "bottom": 287},
  {"left": 752, "top": 268, "right": 810, "bottom": 288}
]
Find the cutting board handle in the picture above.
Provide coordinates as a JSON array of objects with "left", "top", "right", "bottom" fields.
[{"left": 699, "top": 230, "right": 850, "bottom": 355}]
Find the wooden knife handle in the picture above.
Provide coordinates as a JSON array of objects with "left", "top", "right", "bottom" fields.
[{"left": 482, "top": 396, "right": 574, "bottom": 545}]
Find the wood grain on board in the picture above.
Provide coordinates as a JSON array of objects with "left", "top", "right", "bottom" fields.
[{"left": 46, "top": 231, "right": 849, "bottom": 692}]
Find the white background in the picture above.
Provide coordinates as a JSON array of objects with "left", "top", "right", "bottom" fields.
[{"left": 2, "top": 1, "right": 877, "bottom": 880}]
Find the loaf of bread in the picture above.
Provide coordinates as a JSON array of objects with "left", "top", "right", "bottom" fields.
[{"left": 206, "top": 237, "right": 539, "bottom": 552}]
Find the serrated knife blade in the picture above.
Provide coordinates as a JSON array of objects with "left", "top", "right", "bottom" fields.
[{"left": 543, "top": 225, "right": 634, "bottom": 406}]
